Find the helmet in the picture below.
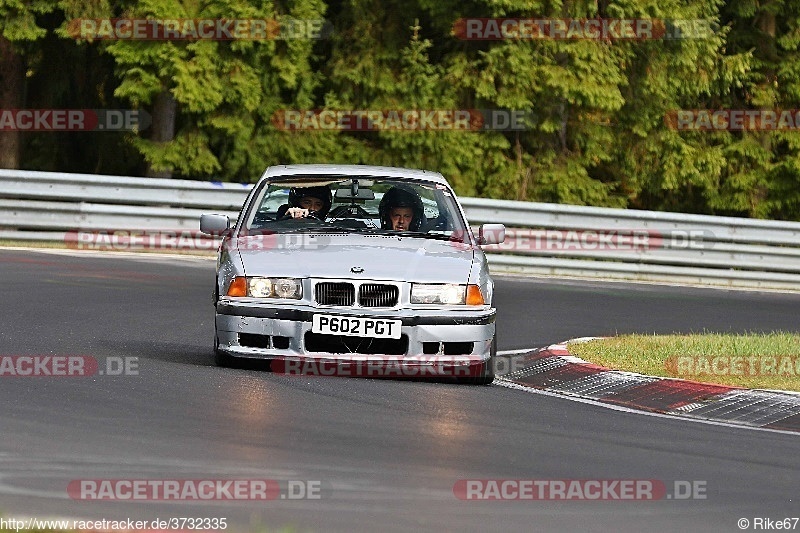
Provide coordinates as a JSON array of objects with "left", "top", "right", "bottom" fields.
[
  {"left": 379, "top": 186, "right": 424, "bottom": 231},
  {"left": 288, "top": 185, "right": 333, "bottom": 218}
]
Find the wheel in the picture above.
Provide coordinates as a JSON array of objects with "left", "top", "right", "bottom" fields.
[{"left": 458, "top": 334, "right": 496, "bottom": 385}]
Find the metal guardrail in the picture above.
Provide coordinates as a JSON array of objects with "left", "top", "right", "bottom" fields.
[
  {"left": 0, "top": 169, "right": 250, "bottom": 209},
  {"left": 2, "top": 169, "right": 800, "bottom": 290}
]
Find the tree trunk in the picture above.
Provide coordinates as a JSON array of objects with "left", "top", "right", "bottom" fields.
[
  {"left": 757, "top": 10, "right": 776, "bottom": 153},
  {"left": 146, "top": 89, "right": 177, "bottom": 178},
  {"left": 0, "top": 36, "right": 24, "bottom": 169}
]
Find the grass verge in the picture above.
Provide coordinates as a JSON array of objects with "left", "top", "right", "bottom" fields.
[
  {"left": 567, "top": 332, "right": 800, "bottom": 392},
  {"left": 0, "top": 239, "right": 66, "bottom": 249}
]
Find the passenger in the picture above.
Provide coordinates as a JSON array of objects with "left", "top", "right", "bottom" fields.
[
  {"left": 277, "top": 185, "right": 333, "bottom": 220},
  {"left": 379, "top": 186, "right": 425, "bottom": 231}
]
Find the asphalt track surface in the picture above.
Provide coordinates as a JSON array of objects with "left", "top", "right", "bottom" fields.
[{"left": 0, "top": 248, "right": 798, "bottom": 532}]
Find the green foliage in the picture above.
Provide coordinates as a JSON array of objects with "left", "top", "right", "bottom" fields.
[
  {"left": 0, "top": 0, "right": 51, "bottom": 42},
  {"left": 3, "top": 0, "right": 800, "bottom": 219}
]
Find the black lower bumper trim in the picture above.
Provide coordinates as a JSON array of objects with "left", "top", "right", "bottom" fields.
[{"left": 216, "top": 302, "right": 495, "bottom": 326}]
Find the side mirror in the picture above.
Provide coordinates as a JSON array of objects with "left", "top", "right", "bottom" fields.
[
  {"left": 478, "top": 224, "right": 505, "bottom": 245},
  {"left": 200, "top": 214, "right": 231, "bottom": 236}
]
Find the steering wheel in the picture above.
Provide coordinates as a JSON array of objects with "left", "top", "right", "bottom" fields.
[{"left": 280, "top": 209, "right": 323, "bottom": 221}]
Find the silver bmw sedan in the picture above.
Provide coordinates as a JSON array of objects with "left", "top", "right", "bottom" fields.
[{"left": 201, "top": 164, "right": 505, "bottom": 384}]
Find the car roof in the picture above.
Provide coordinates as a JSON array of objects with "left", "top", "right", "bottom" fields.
[{"left": 261, "top": 164, "right": 450, "bottom": 186}]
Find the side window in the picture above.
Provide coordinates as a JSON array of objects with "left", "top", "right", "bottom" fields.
[
  {"left": 417, "top": 190, "right": 440, "bottom": 220},
  {"left": 249, "top": 188, "right": 289, "bottom": 228},
  {"left": 417, "top": 185, "right": 454, "bottom": 232},
  {"left": 260, "top": 188, "right": 289, "bottom": 214}
]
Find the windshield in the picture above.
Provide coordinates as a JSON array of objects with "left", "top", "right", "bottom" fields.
[{"left": 241, "top": 175, "right": 470, "bottom": 242}]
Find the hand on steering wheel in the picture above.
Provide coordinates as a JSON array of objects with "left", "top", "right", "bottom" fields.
[{"left": 281, "top": 207, "right": 322, "bottom": 220}]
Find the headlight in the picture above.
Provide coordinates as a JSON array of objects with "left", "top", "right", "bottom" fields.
[
  {"left": 248, "top": 277, "right": 272, "bottom": 298},
  {"left": 411, "top": 284, "right": 486, "bottom": 305},
  {"left": 227, "top": 276, "right": 302, "bottom": 299},
  {"left": 411, "top": 284, "right": 466, "bottom": 304},
  {"left": 272, "top": 278, "right": 302, "bottom": 299}
]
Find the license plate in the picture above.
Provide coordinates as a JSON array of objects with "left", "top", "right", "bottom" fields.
[{"left": 311, "top": 314, "right": 402, "bottom": 339}]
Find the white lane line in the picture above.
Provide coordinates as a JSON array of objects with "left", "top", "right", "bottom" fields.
[
  {"left": 2, "top": 246, "right": 215, "bottom": 263},
  {"left": 497, "top": 348, "right": 537, "bottom": 356},
  {"left": 494, "top": 378, "right": 800, "bottom": 436},
  {"left": 492, "top": 272, "right": 800, "bottom": 295}
]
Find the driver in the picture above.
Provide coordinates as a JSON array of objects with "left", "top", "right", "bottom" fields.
[
  {"left": 277, "top": 185, "right": 333, "bottom": 220},
  {"left": 379, "top": 186, "right": 424, "bottom": 231}
]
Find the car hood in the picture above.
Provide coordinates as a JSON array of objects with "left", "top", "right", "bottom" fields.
[{"left": 235, "top": 233, "right": 475, "bottom": 283}]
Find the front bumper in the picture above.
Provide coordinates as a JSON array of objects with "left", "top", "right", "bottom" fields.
[{"left": 215, "top": 300, "right": 496, "bottom": 365}]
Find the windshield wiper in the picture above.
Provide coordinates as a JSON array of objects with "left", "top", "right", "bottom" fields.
[
  {"left": 428, "top": 233, "right": 464, "bottom": 243},
  {"left": 277, "top": 226, "right": 355, "bottom": 234},
  {"left": 254, "top": 226, "right": 464, "bottom": 242},
  {"left": 380, "top": 230, "right": 464, "bottom": 242}
]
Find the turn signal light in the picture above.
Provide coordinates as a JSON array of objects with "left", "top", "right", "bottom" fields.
[
  {"left": 226, "top": 276, "right": 247, "bottom": 297},
  {"left": 466, "top": 285, "right": 485, "bottom": 306}
]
